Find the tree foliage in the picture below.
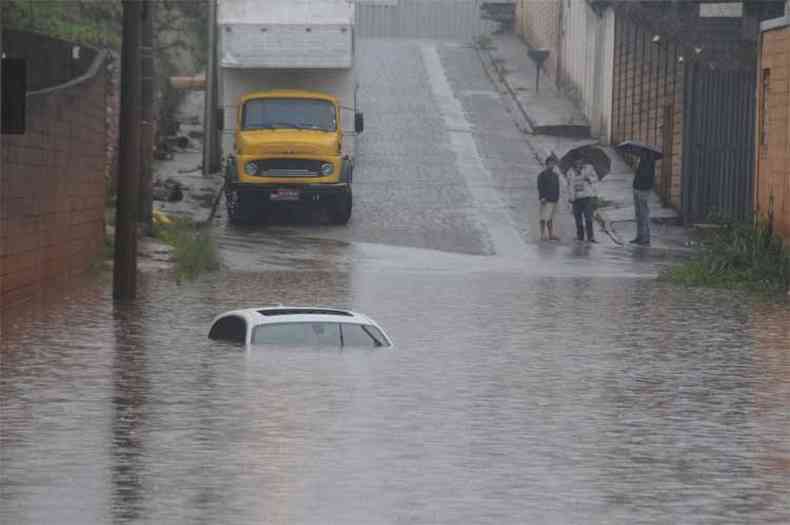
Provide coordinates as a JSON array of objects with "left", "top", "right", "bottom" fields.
[
  {"left": 1, "top": 0, "right": 123, "bottom": 47},
  {"left": 1, "top": 0, "right": 208, "bottom": 64}
]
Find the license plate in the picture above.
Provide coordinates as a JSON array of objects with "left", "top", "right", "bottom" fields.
[{"left": 270, "top": 189, "right": 300, "bottom": 201}]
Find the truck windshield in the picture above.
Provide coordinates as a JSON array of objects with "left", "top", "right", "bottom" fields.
[{"left": 242, "top": 98, "right": 337, "bottom": 132}]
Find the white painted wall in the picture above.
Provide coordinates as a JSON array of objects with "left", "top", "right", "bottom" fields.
[
  {"left": 558, "top": 1, "right": 614, "bottom": 142},
  {"left": 218, "top": 0, "right": 355, "bottom": 25}
]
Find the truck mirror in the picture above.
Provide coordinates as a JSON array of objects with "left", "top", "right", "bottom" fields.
[
  {"left": 354, "top": 112, "right": 364, "bottom": 134},
  {"left": 2, "top": 58, "right": 27, "bottom": 135},
  {"left": 216, "top": 108, "right": 224, "bottom": 131}
]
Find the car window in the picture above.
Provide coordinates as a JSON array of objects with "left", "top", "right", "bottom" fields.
[
  {"left": 341, "top": 323, "right": 388, "bottom": 347},
  {"left": 242, "top": 98, "right": 337, "bottom": 131},
  {"left": 252, "top": 322, "right": 341, "bottom": 346},
  {"left": 209, "top": 315, "right": 247, "bottom": 343},
  {"left": 362, "top": 325, "right": 390, "bottom": 347}
]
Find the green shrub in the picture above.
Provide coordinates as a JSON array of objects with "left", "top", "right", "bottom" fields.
[
  {"left": 475, "top": 34, "right": 495, "bottom": 50},
  {"left": 153, "top": 218, "right": 220, "bottom": 282},
  {"left": 591, "top": 196, "right": 614, "bottom": 211},
  {"left": 661, "top": 219, "right": 790, "bottom": 292}
]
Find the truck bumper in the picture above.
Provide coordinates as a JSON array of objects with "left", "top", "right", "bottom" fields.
[{"left": 228, "top": 182, "right": 350, "bottom": 206}]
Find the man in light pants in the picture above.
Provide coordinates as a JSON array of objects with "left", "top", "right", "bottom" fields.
[{"left": 630, "top": 156, "right": 656, "bottom": 246}]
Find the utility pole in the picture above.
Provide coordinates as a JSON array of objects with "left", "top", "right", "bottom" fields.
[
  {"left": 140, "top": 0, "right": 155, "bottom": 234},
  {"left": 113, "top": 0, "right": 143, "bottom": 301},
  {"left": 203, "top": 0, "right": 219, "bottom": 176}
]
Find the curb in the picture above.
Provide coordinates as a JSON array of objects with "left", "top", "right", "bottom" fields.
[
  {"left": 482, "top": 42, "right": 590, "bottom": 139},
  {"left": 475, "top": 44, "right": 535, "bottom": 135},
  {"left": 479, "top": 46, "right": 538, "bottom": 134}
]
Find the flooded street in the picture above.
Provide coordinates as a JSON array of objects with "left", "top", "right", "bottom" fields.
[
  {"left": 3, "top": 266, "right": 790, "bottom": 524},
  {"left": 3, "top": 39, "right": 790, "bottom": 524}
]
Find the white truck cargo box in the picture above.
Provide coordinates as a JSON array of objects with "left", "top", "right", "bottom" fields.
[{"left": 218, "top": 0, "right": 355, "bottom": 69}]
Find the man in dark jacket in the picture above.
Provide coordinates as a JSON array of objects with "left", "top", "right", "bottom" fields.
[
  {"left": 631, "top": 156, "right": 655, "bottom": 245},
  {"left": 538, "top": 154, "right": 561, "bottom": 241}
]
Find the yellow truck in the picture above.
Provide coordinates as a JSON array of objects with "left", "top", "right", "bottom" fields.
[{"left": 218, "top": 0, "right": 363, "bottom": 225}]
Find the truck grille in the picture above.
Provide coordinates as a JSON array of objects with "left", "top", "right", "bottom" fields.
[{"left": 256, "top": 159, "right": 324, "bottom": 177}]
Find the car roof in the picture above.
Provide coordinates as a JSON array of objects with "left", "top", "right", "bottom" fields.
[{"left": 213, "top": 306, "right": 376, "bottom": 326}]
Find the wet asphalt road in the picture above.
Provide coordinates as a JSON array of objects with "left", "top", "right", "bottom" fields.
[{"left": 2, "top": 40, "right": 790, "bottom": 524}]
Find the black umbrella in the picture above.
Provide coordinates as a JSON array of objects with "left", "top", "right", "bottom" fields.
[
  {"left": 616, "top": 140, "right": 663, "bottom": 160},
  {"left": 559, "top": 144, "right": 611, "bottom": 180}
]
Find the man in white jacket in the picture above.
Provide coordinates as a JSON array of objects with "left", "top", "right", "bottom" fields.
[{"left": 567, "top": 159, "right": 597, "bottom": 243}]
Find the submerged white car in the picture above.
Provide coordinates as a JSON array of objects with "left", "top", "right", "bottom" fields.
[{"left": 209, "top": 306, "right": 392, "bottom": 348}]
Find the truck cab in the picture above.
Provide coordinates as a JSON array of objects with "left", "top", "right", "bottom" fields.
[
  {"left": 226, "top": 90, "right": 362, "bottom": 224},
  {"left": 217, "top": 0, "right": 361, "bottom": 225}
]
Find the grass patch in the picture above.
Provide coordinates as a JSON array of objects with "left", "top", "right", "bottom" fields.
[
  {"left": 153, "top": 217, "right": 221, "bottom": 282},
  {"left": 475, "top": 34, "right": 496, "bottom": 50},
  {"left": 660, "top": 219, "right": 790, "bottom": 293},
  {"left": 591, "top": 196, "right": 614, "bottom": 211}
]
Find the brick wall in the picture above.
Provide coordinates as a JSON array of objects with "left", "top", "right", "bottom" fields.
[
  {"left": 611, "top": 14, "right": 686, "bottom": 209},
  {"left": 756, "top": 25, "right": 790, "bottom": 241},
  {"left": 1, "top": 39, "right": 110, "bottom": 309},
  {"left": 515, "top": 0, "right": 561, "bottom": 82}
]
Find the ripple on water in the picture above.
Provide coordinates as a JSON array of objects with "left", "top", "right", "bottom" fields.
[{"left": 2, "top": 270, "right": 790, "bottom": 524}]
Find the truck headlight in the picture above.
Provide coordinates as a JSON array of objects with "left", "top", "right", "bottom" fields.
[
  {"left": 244, "top": 161, "right": 258, "bottom": 176},
  {"left": 321, "top": 163, "right": 334, "bottom": 176}
]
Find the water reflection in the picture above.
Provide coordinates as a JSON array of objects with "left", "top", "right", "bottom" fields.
[
  {"left": 111, "top": 302, "right": 147, "bottom": 524},
  {"left": 1, "top": 267, "right": 789, "bottom": 523}
]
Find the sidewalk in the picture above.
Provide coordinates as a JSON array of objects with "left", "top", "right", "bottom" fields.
[
  {"left": 479, "top": 32, "right": 692, "bottom": 253},
  {"left": 152, "top": 91, "right": 225, "bottom": 226},
  {"left": 484, "top": 33, "right": 589, "bottom": 136}
]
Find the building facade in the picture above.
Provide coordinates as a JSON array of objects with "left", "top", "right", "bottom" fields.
[
  {"left": 1, "top": 31, "right": 113, "bottom": 310},
  {"left": 518, "top": 0, "right": 784, "bottom": 222},
  {"left": 515, "top": 0, "right": 615, "bottom": 141},
  {"left": 756, "top": 15, "right": 790, "bottom": 240}
]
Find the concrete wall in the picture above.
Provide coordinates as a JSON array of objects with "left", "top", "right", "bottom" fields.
[
  {"left": 515, "top": 0, "right": 562, "bottom": 82},
  {"left": 355, "top": 0, "right": 487, "bottom": 39},
  {"left": 557, "top": 1, "right": 614, "bottom": 141},
  {"left": 611, "top": 15, "right": 686, "bottom": 209},
  {"left": 516, "top": 1, "right": 614, "bottom": 142},
  {"left": 756, "top": 20, "right": 790, "bottom": 240},
  {"left": 1, "top": 33, "right": 110, "bottom": 309}
]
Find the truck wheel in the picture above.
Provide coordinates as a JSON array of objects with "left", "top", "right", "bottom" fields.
[
  {"left": 226, "top": 189, "right": 255, "bottom": 225},
  {"left": 329, "top": 189, "right": 352, "bottom": 225}
]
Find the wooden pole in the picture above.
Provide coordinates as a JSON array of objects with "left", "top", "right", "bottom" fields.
[
  {"left": 203, "top": 0, "right": 219, "bottom": 176},
  {"left": 140, "top": 0, "right": 155, "bottom": 234},
  {"left": 113, "top": 0, "right": 143, "bottom": 301}
]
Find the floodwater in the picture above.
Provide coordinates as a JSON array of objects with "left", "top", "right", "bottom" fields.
[
  {"left": 3, "top": 36, "right": 790, "bottom": 524},
  {"left": 2, "top": 239, "right": 790, "bottom": 524}
]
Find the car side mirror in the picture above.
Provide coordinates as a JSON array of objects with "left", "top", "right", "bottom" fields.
[
  {"left": 354, "top": 112, "right": 364, "bottom": 134},
  {"left": 216, "top": 108, "right": 224, "bottom": 131}
]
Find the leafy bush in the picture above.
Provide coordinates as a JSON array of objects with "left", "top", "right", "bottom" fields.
[
  {"left": 661, "top": 219, "right": 790, "bottom": 292},
  {"left": 475, "top": 34, "right": 495, "bottom": 50},
  {"left": 591, "top": 196, "right": 614, "bottom": 211},
  {"left": 1, "top": 1, "right": 123, "bottom": 48},
  {"left": 153, "top": 218, "right": 220, "bottom": 282}
]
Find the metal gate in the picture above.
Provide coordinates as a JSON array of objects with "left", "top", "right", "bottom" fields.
[
  {"left": 682, "top": 64, "right": 757, "bottom": 223},
  {"left": 355, "top": 0, "right": 489, "bottom": 40}
]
